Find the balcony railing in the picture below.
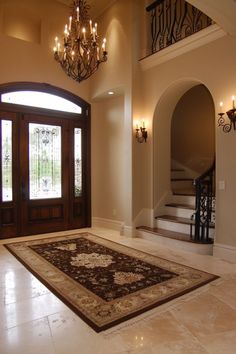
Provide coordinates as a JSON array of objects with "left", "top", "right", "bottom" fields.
[{"left": 146, "top": 0, "right": 213, "bottom": 55}]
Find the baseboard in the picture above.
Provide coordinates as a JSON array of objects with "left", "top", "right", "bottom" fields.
[
  {"left": 213, "top": 243, "right": 236, "bottom": 263},
  {"left": 134, "top": 208, "right": 155, "bottom": 228},
  {"left": 122, "top": 225, "right": 135, "bottom": 238},
  {"left": 92, "top": 217, "right": 123, "bottom": 232}
]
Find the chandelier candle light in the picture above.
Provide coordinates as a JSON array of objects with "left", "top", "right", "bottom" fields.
[
  {"left": 53, "top": 0, "right": 108, "bottom": 83},
  {"left": 218, "top": 96, "right": 236, "bottom": 133}
]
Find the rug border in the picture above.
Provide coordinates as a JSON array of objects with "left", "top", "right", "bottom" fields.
[{"left": 4, "top": 233, "right": 220, "bottom": 333}]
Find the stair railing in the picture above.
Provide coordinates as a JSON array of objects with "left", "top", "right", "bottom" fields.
[
  {"left": 146, "top": 0, "right": 213, "bottom": 56},
  {"left": 191, "top": 161, "right": 215, "bottom": 243}
]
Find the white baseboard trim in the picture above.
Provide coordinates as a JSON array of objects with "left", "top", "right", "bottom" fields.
[
  {"left": 213, "top": 243, "right": 236, "bottom": 263},
  {"left": 134, "top": 208, "right": 155, "bottom": 228},
  {"left": 123, "top": 225, "right": 135, "bottom": 238},
  {"left": 92, "top": 217, "right": 123, "bottom": 232}
]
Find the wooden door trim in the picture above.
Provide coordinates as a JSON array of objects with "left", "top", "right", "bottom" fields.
[{"left": 0, "top": 82, "right": 91, "bottom": 237}]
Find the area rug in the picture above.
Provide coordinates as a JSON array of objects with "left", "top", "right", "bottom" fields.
[{"left": 5, "top": 233, "right": 218, "bottom": 332}]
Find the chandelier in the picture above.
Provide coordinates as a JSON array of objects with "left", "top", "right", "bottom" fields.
[{"left": 53, "top": 0, "right": 108, "bottom": 83}]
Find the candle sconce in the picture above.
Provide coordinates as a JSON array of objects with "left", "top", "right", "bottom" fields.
[
  {"left": 135, "top": 120, "right": 148, "bottom": 143},
  {"left": 218, "top": 96, "right": 236, "bottom": 133}
]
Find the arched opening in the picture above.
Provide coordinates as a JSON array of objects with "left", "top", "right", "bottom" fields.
[
  {"left": 152, "top": 78, "right": 215, "bottom": 246},
  {"left": 0, "top": 82, "right": 91, "bottom": 238},
  {"left": 153, "top": 78, "right": 202, "bottom": 212},
  {"left": 171, "top": 84, "right": 215, "bottom": 195}
]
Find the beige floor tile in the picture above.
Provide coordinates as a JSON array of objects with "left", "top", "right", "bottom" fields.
[
  {"left": 197, "top": 330, "right": 236, "bottom": 354},
  {"left": 171, "top": 292, "right": 236, "bottom": 338},
  {"left": 2, "top": 268, "right": 49, "bottom": 305},
  {"left": 2, "top": 292, "right": 67, "bottom": 330},
  {"left": 207, "top": 278, "right": 236, "bottom": 310},
  {"left": 0, "top": 228, "right": 236, "bottom": 354},
  {"left": 0, "top": 317, "right": 55, "bottom": 354}
]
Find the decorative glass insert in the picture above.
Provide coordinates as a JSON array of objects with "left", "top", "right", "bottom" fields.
[
  {"left": 1, "top": 120, "right": 13, "bottom": 202},
  {"left": 29, "top": 123, "right": 62, "bottom": 200},
  {"left": 1, "top": 91, "right": 82, "bottom": 114},
  {"left": 74, "top": 128, "right": 82, "bottom": 197}
]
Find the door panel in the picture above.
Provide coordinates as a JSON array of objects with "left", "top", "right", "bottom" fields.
[
  {"left": 19, "top": 114, "right": 69, "bottom": 235},
  {"left": 0, "top": 106, "right": 91, "bottom": 238}
]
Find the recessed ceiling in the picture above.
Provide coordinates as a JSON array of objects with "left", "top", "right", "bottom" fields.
[{"left": 56, "top": 0, "right": 115, "bottom": 18}]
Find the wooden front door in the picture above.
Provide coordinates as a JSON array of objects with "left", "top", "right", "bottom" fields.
[{"left": 0, "top": 104, "right": 91, "bottom": 238}]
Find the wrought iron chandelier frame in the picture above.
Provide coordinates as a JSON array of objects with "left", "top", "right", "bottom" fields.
[{"left": 53, "top": 0, "right": 108, "bottom": 83}]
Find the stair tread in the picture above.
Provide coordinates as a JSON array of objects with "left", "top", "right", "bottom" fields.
[
  {"left": 137, "top": 226, "right": 213, "bottom": 244},
  {"left": 155, "top": 214, "right": 215, "bottom": 228},
  {"left": 171, "top": 178, "right": 194, "bottom": 181},
  {"left": 173, "top": 190, "right": 196, "bottom": 196},
  {"left": 155, "top": 215, "right": 194, "bottom": 224},
  {"left": 166, "top": 203, "right": 195, "bottom": 210}
]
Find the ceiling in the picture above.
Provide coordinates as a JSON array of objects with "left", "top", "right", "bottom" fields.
[{"left": 57, "top": 0, "right": 115, "bottom": 18}]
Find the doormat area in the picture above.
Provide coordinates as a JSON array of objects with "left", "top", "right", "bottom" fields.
[{"left": 5, "top": 233, "right": 219, "bottom": 332}]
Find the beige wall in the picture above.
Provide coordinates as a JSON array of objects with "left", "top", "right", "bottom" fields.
[
  {"left": 91, "top": 95, "right": 125, "bottom": 222},
  {"left": 171, "top": 84, "right": 215, "bottom": 175}
]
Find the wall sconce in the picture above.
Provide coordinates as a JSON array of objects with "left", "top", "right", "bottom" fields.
[
  {"left": 135, "top": 120, "right": 148, "bottom": 143},
  {"left": 218, "top": 96, "right": 236, "bottom": 133}
]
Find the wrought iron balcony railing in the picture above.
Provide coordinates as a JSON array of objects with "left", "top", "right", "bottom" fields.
[{"left": 146, "top": 0, "right": 213, "bottom": 55}]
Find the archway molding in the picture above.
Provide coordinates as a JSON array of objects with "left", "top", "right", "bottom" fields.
[{"left": 152, "top": 77, "right": 215, "bottom": 214}]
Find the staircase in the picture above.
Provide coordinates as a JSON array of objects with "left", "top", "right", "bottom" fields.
[
  {"left": 171, "top": 166, "right": 196, "bottom": 196},
  {"left": 136, "top": 163, "right": 215, "bottom": 255}
]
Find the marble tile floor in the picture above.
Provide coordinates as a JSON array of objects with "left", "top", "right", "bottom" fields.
[{"left": 0, "top": 227, "right": 236, "bottom": 354}]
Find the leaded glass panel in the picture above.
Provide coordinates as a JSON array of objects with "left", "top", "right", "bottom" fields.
[
  {"left": 29, "top": 123, "right": 62, "bottom": 200},
  {"left": 74, "top": 128, "right": 82, "bottom": 197},
  {"left": 1, "top": 120, "right": 13, "bottom": 202}
]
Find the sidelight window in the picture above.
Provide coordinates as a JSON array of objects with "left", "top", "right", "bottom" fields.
[
  {"left": 1, "top": 120, "right": 13, "bottom": 202},
  {"left": 74, "top": 128, "right": 82, "bottom": 197}
]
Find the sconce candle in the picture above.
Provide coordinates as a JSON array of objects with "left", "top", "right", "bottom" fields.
[
  {"left": 232, "top": 96, "right": 235, "bottom": 109},
  {"left": 135, "top": 120, "right": 148, "bottom": 143},
  {"left": 219, "top": 101, "right": 223, "bottom": 113}
]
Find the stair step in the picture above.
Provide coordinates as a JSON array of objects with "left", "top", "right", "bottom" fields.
[
  {"left": 136, "top": 227, "right": 214, "bottom": 254},
  {"left": 137, "top": 226, "right": 192, "bottom": 242},
  {"left": 173, "top": 190, "right": 196, "bottom": 196},
  {"left": 171, "top": 178, "right": 193, "bottom": 181},
  {"left": 155, "top": 214, "right": 215, "bottom": 228},
  {"left": 165, "top": 203, "right": 195, "bottom": 210},
  {"left": 155, "top": 215, "right": 194, "bottom": 225}
]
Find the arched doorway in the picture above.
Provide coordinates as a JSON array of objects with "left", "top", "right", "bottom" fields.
[
  {"left": 153, "top": 79, "right": 215, "bottom": 212},
  {"left": 171, "top": 84, "right": 215, "bottom": 194},
  {"left": 0, "top": 82, "right": 91, "bottom": 238}
]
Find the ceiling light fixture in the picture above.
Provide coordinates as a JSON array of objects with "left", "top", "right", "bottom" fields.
[{"left": 53, "top": 0, "right": 108, "bottom": 83}]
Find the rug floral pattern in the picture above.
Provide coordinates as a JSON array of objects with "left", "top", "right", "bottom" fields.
[
  {"left": 5, "top": 233, "right": 218, "bottom": 332},
  {"left": 29, "top": 237, "right": 177, "bottom": 301}
]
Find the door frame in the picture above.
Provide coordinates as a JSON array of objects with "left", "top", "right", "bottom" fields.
[{"left": 0, "top": 82, "right": 91, "bottom": 238}]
